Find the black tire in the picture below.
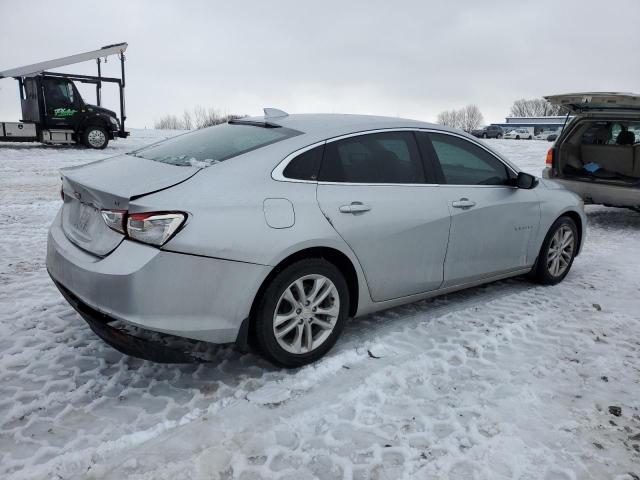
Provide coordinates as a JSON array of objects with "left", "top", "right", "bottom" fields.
[
  {"left": 532, "top": 216, "right": 578, "bottom": 285},
  {"left": 516, "top": 135, "right": 520, "bottom": 140},
  {"left": 528, "top": 135, "right": 533, "bottom": 140},
  {"left": 83, "top": 126, "right": 109, "bottom": 149},
  {"left": 253, "top": 259, "right": 350, "bottom": 368}
]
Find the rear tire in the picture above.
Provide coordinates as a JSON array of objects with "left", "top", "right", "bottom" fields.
[
  {"left": 253, "top": 259, "right": 350, "bottom": 368},
  {"left": 516, "top": 135, "right": 520, "bottom": 140},
  {"left": 83, "top": 126, "right": 109, "bottom": 149},
  {"left": 532, "top": 216, "right": 578, "bottom": 285}
]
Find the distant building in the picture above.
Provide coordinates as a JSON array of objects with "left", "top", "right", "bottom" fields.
[{"left": 491, "top": 115, "right": 573, "bottom": 135}]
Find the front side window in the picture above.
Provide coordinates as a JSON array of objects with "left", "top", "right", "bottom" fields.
[
  {"left": 428, "top": 133, "right": 511, "bottom": 186},
  {"left": 44, "top": 79, "right": 75, "bottom": 108},
  {"left": 319, "top": 131, "right": 425, "bottom": 184},
  {"left": 130, "top": 122, "right": 302, "bottom": 167}
]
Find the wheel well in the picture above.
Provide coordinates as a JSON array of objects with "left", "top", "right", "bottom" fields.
[
  {"left": 241, "top": 247, "right": 360, "bottom": 350},
  {"left": 560, "top": 211, "right": 583, "bottom": 255},
  {"left": 254, "top": 247, "right": 359, "bottom": 317}
]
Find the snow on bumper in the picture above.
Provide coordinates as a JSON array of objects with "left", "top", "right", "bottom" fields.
[{"left": 46, "top": 211, "right": 270, "bottom": 344}]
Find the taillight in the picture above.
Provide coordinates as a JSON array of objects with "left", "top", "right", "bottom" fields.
[
  {"left": 99, "top": 209, "right": 187, "bottom": 246},
  {"left": 101, "top": 209, "right": 127, "bottom": 234},
  {"left": 546, "top": 148, "right": 555, "bottom": 166},
  {"left": 127, "top": 212, "right": 186, "bottom": 246}
]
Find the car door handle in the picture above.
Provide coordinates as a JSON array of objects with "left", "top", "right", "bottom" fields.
[
  {"left": 339, "top": 202, "right": 371, "bottom": 214},
  {"left": 451, "top": 198, "right": 476, "bottom": 209}
]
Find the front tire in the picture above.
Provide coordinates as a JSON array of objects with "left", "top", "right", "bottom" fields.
[
  {"left": 497, "top": 134, "right": 503, "bottom": 139},
  {"left": 254, "top": 259, "right": 350, "bottom": 368},
  {"left": 83, "top": 126, "right": 109, "bottom": 149},
  {"left": 532, "top": 216, "right": 578, "bottom": 285},
  {"left": 516, "top": 135, "right": 520, "bottom": 140}
]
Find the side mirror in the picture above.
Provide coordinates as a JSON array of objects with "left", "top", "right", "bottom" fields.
[{"left": 516, "top": 171, "right": 538, "bottom": 189}]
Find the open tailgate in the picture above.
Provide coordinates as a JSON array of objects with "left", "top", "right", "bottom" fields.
[{"left": 545, "top": 92, "right": 640, "bottom": 114}]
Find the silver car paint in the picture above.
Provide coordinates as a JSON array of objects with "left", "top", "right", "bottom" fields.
[
  {"left": 317, "top": 182, "right": 451, "bottom": 301},
  {"left": 47, "top": 114, "right": 586, "bottom": 345},
  {"left": 438, "top": 184, "right": 541, "bottom": 287}
]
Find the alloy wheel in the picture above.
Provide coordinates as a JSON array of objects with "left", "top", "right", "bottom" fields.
[
  {"left": 546, "top": 225, "right": 575, "bottom": 277},
  {"left": 273, "top": 274, "right": 340, "bottom": 354}
]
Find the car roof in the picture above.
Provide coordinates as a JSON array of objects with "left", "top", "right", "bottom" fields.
[
  {"left": 237, "top": 113, "right": 467, "bottom": 142},
  {"left": 232, "top": 112, "right": 520, "bottom": 173}
]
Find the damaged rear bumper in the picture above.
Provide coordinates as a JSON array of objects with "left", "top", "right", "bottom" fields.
[{"left": 52, "top": 278, "right": 204, "bottom": 363}]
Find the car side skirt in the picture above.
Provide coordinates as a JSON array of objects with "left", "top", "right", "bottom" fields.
[{"left": 354, "top": 266, "right": 533, "bottom": 317}]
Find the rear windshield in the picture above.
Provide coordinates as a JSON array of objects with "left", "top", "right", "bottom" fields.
[{"left": 129, "top": 122, "right": 302, "bottom": 167}]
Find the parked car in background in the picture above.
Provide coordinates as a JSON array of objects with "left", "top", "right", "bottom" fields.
[
  {"left": 534, "top": 130, "right": 558, "bottom": 140},
  {"left": 543, "top": 91, "right": 640, "bottom": 211},
  {"left": 471, "top": 125, "right": 504, "bottom": 139},
  {"left": 546, "top": 132, "right": 560, "bottom": 142},
  {"left": 47, "top": 111, "right": 586, "bottom": 367},
  {"left": 504, "top": 128, "right": 533, "bottom": 140}
]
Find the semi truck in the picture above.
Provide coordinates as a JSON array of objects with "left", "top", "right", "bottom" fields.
[{"left": 0, "top": 43, "right": 129, "bottom": 149}]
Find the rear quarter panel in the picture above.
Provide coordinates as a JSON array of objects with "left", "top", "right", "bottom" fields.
[{"left": 129, "top": 142, "right": 375, "bottom": 314}]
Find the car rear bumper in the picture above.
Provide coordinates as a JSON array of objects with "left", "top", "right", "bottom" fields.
[
  {"left": 46, "top": 211, "right": 270, "bottom": 344},
  {"left": 542, "top": 169, "right": 640, "bottom": 208}
]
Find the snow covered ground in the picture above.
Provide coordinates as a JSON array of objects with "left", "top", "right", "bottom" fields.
[{"left": 1, "top": 133, "right": 639, "bottom": 480}]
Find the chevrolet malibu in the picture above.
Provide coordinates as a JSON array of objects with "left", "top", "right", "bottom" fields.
[{"left": 47, "top": 110, "right": 586, "bottom": 367}]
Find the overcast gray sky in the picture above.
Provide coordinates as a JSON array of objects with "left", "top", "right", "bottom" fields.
[{"left": 1, "top": 0, "right": 639, "bottom": 128}]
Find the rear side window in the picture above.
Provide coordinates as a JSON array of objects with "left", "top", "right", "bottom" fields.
[
  {"left": 428, "top": 133, "right": 510, "bottom": 185},
  {"left": 283, "top": 145, "right": 324, "bottom": 180},
  {"left": 129, "top": 122, "right": 302, "bottom": 167},
  {"left": 319, "top": 131, "right": 425, "bottom": 184}
]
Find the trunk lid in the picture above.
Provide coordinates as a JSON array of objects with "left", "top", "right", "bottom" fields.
[
  {"left": 60, "top": 154, "right": 199, "bottom": 256},
  {"left": 545, "top": 92, "right": 640, "bottom": 114}
]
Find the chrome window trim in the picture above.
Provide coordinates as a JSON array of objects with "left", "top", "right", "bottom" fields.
[{"left": 271, "top": 128, "right": 518, "bottom": 186}]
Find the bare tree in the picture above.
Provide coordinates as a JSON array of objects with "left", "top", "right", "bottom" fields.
[
  {"left": 153, "top": 114, "right": 183, "bottom": 130},
  {"left": 437, "top": 104, "right": 484, "bottom": 132},
  {"left": 182, "top": 110, "right": 193, "bottom": 130},
  {"left": 460, "top": 104, "right": 484, "bottom": 132},
  {"left": 437, "top": 109, "right": 461, "bottom": 129},
  {"left": 154, "top": 107, "right": 245, "bottom": 130},
  {"left": 509, "top": 98, "right": 562, "bottom": 117}
]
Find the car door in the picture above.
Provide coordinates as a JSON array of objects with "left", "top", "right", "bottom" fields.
[
  {"left": 316, "top": 130, "right": 451, "bottom": 302},
  {"left": 42, "top": 77, "right": 81, "bottom": 129},
  {"left": 420, "top": 131, "right": 541, "bottom": 287}
]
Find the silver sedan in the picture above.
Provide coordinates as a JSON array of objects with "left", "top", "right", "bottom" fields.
[{"left": 47, "top": 110, "right": 586, "bottom": 367}]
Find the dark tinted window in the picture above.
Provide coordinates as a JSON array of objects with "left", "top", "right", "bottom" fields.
[
  {"left": 130, "top": 123, "right": 302, "bottom": 167},
  {"left": 283, "top": 145, "right": 324, "bottom": 180},
  {"left": 429, "top": 133, "right": 510, "bottom": 185},
  {"left": 44, "top": 79, "right": 76, "bottom": 109},
  {"left": 319, "top": 131, "right": 425, "bottom": 183}
]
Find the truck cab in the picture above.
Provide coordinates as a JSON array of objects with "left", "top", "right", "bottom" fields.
[{"left": 23, "top": 75, "right": 121, "bottom": 148}]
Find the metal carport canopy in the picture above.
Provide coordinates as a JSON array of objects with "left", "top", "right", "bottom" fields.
[{"left": 0, "top": 43, "right": 128, "bottom": 79}]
